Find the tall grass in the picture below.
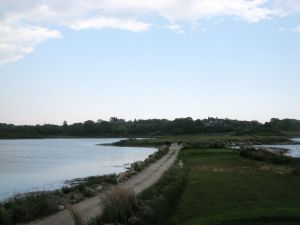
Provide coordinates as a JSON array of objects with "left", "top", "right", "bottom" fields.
[
  {"left": 0, "top": 192, "right": 58, "bottom": 225},
  {"left": 100, "top": 188, "right": 138, "bottom": 224},
  {"left": 68, "top": 205, "right": 86, "bottom": 225}
]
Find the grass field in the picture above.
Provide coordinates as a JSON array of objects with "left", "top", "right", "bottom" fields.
[{"left": 170, "top": 149, "right": 300, "bottom": 225}]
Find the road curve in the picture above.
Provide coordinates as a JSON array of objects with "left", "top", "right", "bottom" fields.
[{"left": 24, "top": 143, "right": 181, "bottom": 225}]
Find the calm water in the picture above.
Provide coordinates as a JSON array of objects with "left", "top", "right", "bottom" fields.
[
  {"left": 0, "top": 138, "right": 155, "bottom": 201},
  {"left": 261, "top": 138, "right": 300, "bottom": 158}
]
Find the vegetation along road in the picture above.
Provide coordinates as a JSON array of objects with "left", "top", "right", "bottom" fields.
[{"left": 24, "top": 143, "right": 181, "bottom": 225}]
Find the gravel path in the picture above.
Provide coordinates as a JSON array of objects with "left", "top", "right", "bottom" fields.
[{"left": 24, "top": 143, "right": 181, "bottom": 225}]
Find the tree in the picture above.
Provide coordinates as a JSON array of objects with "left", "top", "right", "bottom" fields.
[{"left": 63, "top": 121, "right": 68, "bottom": 128}]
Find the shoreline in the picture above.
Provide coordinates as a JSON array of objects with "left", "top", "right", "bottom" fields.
[
  {"left": 0, "top": 143, "right": 174, "bottom": 224},
  {"left": 254, "top": 137, "right": 300, "bottom": 158},
  {"left": 0, "top": 138, "right": 156, "bottom": 202},
  {"left": 255, "top": 146, "right": 290, "bottom": 155},
  {"left": 0, "top": 146, "right": 161, "bottom": 203}
]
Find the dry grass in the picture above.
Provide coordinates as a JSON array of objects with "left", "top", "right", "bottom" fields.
[
  {"left": 100, "top": 187, "right": 138, "bottom": 224},
  {"left": 67, "top": 205, "right": 86, "bottom": 225}
]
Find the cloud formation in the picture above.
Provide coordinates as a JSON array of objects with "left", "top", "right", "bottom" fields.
[
  {"left": 70, "top": 17, "right": 150, "bottom": 32},
  {"left": 0, "top": 18, "right": 61, "bottom": 65},
  {"left": 0, "top": 0, "right": 298, "bottom": 65},
  {"left": 294, "top": 26, "right": 300, "bottom": 33}
]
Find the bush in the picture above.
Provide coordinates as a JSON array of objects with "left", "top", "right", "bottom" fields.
[
  {"left": 85, "top": 175, "right": 117, "bottom": 186},
  {"left": 78, "top": 184, "right": 94, "bottom": 198},
  {"left": 62, "top": 186, "right": 73, "bottom": 194},
  {"left": 0, "top": 206, "right": 10, "bottom": 225},
  {"left": 291, "top": 168, "right": 300, "bottom": 176}
]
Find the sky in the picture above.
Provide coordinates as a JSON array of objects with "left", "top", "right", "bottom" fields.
[{"left": 0, "top": 0, "right": 300, "bottom": 125}]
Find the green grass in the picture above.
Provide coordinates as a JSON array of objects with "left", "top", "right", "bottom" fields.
[{"left": 171, "top": 149, "right": 300, "bottom": 225}]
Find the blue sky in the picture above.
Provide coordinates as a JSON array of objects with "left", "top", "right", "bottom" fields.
[{"left": 0, "top": 0, "right": 300, "bottom": 125}]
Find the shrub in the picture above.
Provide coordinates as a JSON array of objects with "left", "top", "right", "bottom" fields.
[
  {"left": 0, "top": 206, "right": 10, "bottom": 225},
  {"left": 78, "top": 184, "right": 94, "bottom": 198},
  {"left": 291, "top": 168, "right": 300, "bottom": 176},
  {"left": 62, "top": 186, "right": 73, "bottom": 194},
  {"left": 85, "top": 175, "right": 117, "bottom": 186}
]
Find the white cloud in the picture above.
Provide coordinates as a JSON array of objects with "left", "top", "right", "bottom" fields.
[
  {"left": 293, "top": 26, "right": 300, "bottom": 33},
  {"left": 272, "top": 0, "right": 300, "bottom": 14},
  {"left": 70, "top": 17, "right": 150, "bottom": 32},
  {"left": 0, "top": 18, "right": 61, "bottom": 65},
  {"left": 165, "top": 23, "right": 184, "bottom": 33},
  {"left": 278, "top": 27, "right": 287, "bottom": 32},
  {"left": 0, "top": 0, "right": 299, "bottom": 65}
]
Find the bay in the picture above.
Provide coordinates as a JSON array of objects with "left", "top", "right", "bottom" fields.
[{"left": 0, "top": 138, "right": 155, "bottom": 201}]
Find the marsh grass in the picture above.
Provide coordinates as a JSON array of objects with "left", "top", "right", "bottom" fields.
[
  {"left": 114, "top": 134, "right": 290, "bottom": 149},
  {"left": 240, "top": 148, "right": 293, "bottom": 164}
]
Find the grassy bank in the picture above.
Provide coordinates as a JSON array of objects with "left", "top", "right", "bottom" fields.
[
  {"left": 240, "top": 148, "right": 300, "bottom": 165},
  {"left": 171, "top": 148, "right": 300, "bottom": 225},
  {"left": 114, "top": 134, "right": 291, "bottom": 148}
]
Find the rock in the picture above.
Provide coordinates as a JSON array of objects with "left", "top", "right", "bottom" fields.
[
  {"left": 124, "top": 163, "right": 131, "bottom": 169},
  {"left": 117, "top": 172, "right": 128, "bottom": 183},
  {"left": 178, "top": 160, "right": 184, "bottom": 168},
  {"left": 104, "top": 224, "right": 123, "bottom": 225},
  {"left": 128, "top": 216, "right": 143, "bottom": 225},
  {"left": 96, "top": 185, "right": 103, "bottom": 191},
  {"left": 158, "top": 144, "right": 169, "bottom": 151},
  {"left": 58, "top": 204, "right": 65, "bottom": 210}
]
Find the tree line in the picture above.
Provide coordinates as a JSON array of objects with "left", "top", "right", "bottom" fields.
[{"left": 0, "top": 117, "right": 299, "bottom": 138}]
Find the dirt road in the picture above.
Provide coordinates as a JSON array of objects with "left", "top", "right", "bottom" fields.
[{"left": 25, "top": 143, "right": 181, "bottom": 225}]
